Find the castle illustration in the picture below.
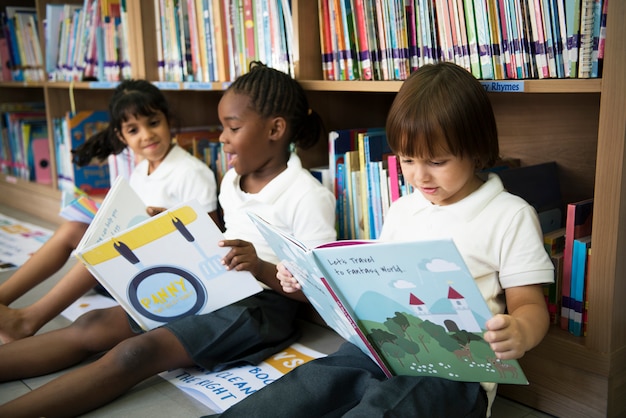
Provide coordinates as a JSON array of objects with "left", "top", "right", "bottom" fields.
[{"left": 409, "top": 287, "right": 481, "bottom": 332}]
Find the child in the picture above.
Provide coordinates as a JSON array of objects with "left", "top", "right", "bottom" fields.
[
  {"left": 214, "top": 62, "right": 555, "bottom": 417},
  {"left": 0, "top": 62, "right": 337, "bottom": 417},
  {"left": 0, "top": 79, "right": 219, "bottom": 343}
]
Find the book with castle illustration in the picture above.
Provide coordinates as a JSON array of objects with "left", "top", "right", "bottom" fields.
[
  {"left": 74, "top": 182, "right": 262, "bottom": 331},
  {"left": 248, "top": 213, "right": 528, "bottom": 384}
]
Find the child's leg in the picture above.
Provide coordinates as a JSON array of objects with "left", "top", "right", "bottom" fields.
[
  {"left": 0, "top": 306, "right": 134, "bottom": 381},
  {"left": 0, "top": 262, "right": 97, "bottom": 342},
  {"left": 0, "top": 221, "right": 88, "bottom": 304},
  {"left": 0, "top": 324, "right": 192, "bottom": 417}
]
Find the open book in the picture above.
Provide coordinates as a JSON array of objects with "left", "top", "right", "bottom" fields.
[
  {"left": 248, "top": 213, "right": 528, "bottom": 384},
  {"left": 74, "top": 180, "right": 262, "bottom": 331}
]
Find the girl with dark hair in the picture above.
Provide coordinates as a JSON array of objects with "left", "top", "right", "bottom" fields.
[
  {"left": 0, "top": 79, "right": 218, "bottom": 343},
  {"left": 0, "top": 63, "right": 336, "bottom": 417}
]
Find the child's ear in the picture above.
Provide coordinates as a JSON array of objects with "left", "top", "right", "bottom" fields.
[
  {"left": 269, "top": 117, "right": 286, "bottom": 141},
  {"left": 115, "top": 130, "right": 127, "bottom": 145}
]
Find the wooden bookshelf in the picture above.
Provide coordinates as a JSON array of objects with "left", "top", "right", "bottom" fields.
[{"left": 0, "top": 1, "right": 624, "bottom": 417}]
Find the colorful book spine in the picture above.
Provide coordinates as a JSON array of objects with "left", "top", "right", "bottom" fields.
[
  {"left": 565, "top": 0, "right": 582, "bottom": 78},
  {"left": 577, "top": 0, "right": 596, "bottom": 78},
  {"left": 560, "top": 198, "right": 593, "bottom": 330},
  {"left": 569, "top": 235, "right": 591, "bottom": 336},
  {"left": 387, "top": 154, "right": 400, "bottom": 203},
  {"left": 351, "top": 0, "right": 372, "bottom": 80},
  {"left": 589, "top": 0, "right": 603, "bottom": 78},
  {"left": 473, "top": 0, "right": 494, "bottom": 79},
  {"left": 539, "top": 0, "right": 558, "bottom": 78},
  {"left": 463, "top": 0, "right": 482, "bottom": 77}
]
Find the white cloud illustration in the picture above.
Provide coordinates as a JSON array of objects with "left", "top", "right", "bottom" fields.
[
  {"left": 392, "top": 279, "right": 416, "bottom": 289},
  {"left": 425, "top": 258, "right": 461, "bottom": 272}
]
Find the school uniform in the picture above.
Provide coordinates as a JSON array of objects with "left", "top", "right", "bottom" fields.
[
  {"left": 214, "top": 173, "right": 553, "bottom": 417},
  {"left": 130, "top": 144, "right": 218, "bottom": 213},
  {"left": 163, "top": 153, "right": 337, "bottom": 371}
]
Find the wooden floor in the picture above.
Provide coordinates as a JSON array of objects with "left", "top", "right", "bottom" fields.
[{"left": 0, "top": 204, "right": 557, "bottom": 417}]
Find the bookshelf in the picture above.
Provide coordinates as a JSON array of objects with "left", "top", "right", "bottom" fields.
[{"left": 0, "top": 1, "right": 624, "bottom": 416}]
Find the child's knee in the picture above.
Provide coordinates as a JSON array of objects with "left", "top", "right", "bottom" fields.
[{"left": 106, "top": 335, "right": 158, "bottom": 372}]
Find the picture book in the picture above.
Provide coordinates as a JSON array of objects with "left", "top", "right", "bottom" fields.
[
  {"left": 64, "top": 110, "right": 111, "bottom": 195},
  {"left": 74, "top": 176, "right": 148, "bottom": 251},
  {"left": 248, "top": 213, "right": 528, "bottom": 385},
  {"left": 75, "top": 180, "right": 263, "bottom": 331},
  {"left": 160, "top": 342, "right": 326, "bottom": 413}
]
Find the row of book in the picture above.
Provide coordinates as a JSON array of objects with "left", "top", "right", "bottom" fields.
[
  {"left": 0, "top": 6, "right": 45, "bottom": 82},
  {"left": 44, "top": 0, "right": 131, "bottom": 82},
  {"left": 328, "top": 127, "right": 414, "bottom": 240},
  {"left": 0, "top": 2, "right": 131, "bottom": 83},
  {"left": 320, "top": 0, "right": 608, "bottom": 81},
  {"left": 0, "top": 102, "right": 50, "bottom": 184},
  {"left": 153, "top": 0, "right": 295, "bottom": 82},
  {"left": 543, "top": 197, "right": 593, "bottom": 337}
]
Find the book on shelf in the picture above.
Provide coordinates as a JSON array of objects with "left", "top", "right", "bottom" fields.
[
  {"left": 569, "top": 235, "right": 591, "bottom": 336},
  {"left": 565, "top": 0, "right": 583, "bottom": 78},
  {"left": 61, "top": 110, "right": 111, "bottom": 195},
  {"left": 543, "top": 227, "right": 566, "bottom": 325},
  {"left": 75, "top": 177, "right": 263, "bottom": 331},
  {"left": 2, "top": 110, "right": 47, "bottom": 181},
  {"left": 577, "top": 0, "right": 597, "bottom": 78},
  {"left": 589, "top": 0, "right": 604, "bottom": 78},
  {"left": 248, "top": 212, "right": 529, "bottom": 384},
  {"left": 0, "top": 102, "right": 45, "bottom": 175},
  {"left": 560, "top": 198, "right": 593, "bottom": 330},
  {"left": 472, "top": 0, "right": 494, "bottom": 79}
]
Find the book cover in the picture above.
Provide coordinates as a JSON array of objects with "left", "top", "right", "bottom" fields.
[
  {"left": 65, "top": 110, "right": 111, "bottom": 194},
  {"left": 560, "top": 198, "right": 593, "bottom": 330},
  {"left": 76, "top": 188, "right": 263, "bottom": 331},
  {"left": 159, "top": 342, "right": 326, "bottom": 413},
  {"left": 249, "top": 213, "right": 528, "bottom": 384}
]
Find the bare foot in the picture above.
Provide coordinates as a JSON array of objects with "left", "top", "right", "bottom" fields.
[{"left": 0, "top": 304, "right": 35, "bottom": 343}]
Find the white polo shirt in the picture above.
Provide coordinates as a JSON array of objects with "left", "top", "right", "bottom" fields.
[
  {"left": 379, "top": 173, "right": 554, "bottom": 414},
  {"left": 219, "top": 153, "right": 337, "bottom": 265},
  {"left": 130, "top": 145, "right": 218, "bottom": 213}
]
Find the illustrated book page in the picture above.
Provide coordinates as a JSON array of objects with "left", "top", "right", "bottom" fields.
[
  {"left": 76, "top": 199, "right": 263, "bottom": 331},
  {"left": 248, "top": 213, "right": 528, "bottom": 384},
  {"left": 75, "top": 176, "right": 149, "bottom": 251}
]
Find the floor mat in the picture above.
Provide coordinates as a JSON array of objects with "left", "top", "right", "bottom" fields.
[{"left": 0, "top": 212, "right": 53, "bottom": 272}]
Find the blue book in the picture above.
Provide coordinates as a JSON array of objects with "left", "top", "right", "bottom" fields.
[
  {"left": 249, "top": 213, "right": 529, "bottom": 385},
  {"left": 569, "top": 235, "right": 591, "bottom": 336},
  {"left": 65, "top": 110, "right": 111, "bottom": 194}
]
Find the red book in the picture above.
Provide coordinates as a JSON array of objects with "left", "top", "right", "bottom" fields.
[
  {"left": 560, "top": 198, "right": 593, "bottom": 330},
  {"left": 352, "top": 0, "right": 372, "bottom": 80},
  {"left": 387, "top": 154, "right": 400, "bottom": 203}
]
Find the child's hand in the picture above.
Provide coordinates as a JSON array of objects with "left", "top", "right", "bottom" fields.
[
  {"left": 276, "top": 262, "right": 301, "bottom": 293},
  {"left": 219, "top": 239, "right": 261, "bottom": 277},
  {"left": 146, "top": 206, "right": 166, "bottom": 216},
  {"left": 484, "top": 284, "right": 550, "bottom": 361},
  {"left": 483, "top": 314, "right": 527, "bottom": 360}
]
